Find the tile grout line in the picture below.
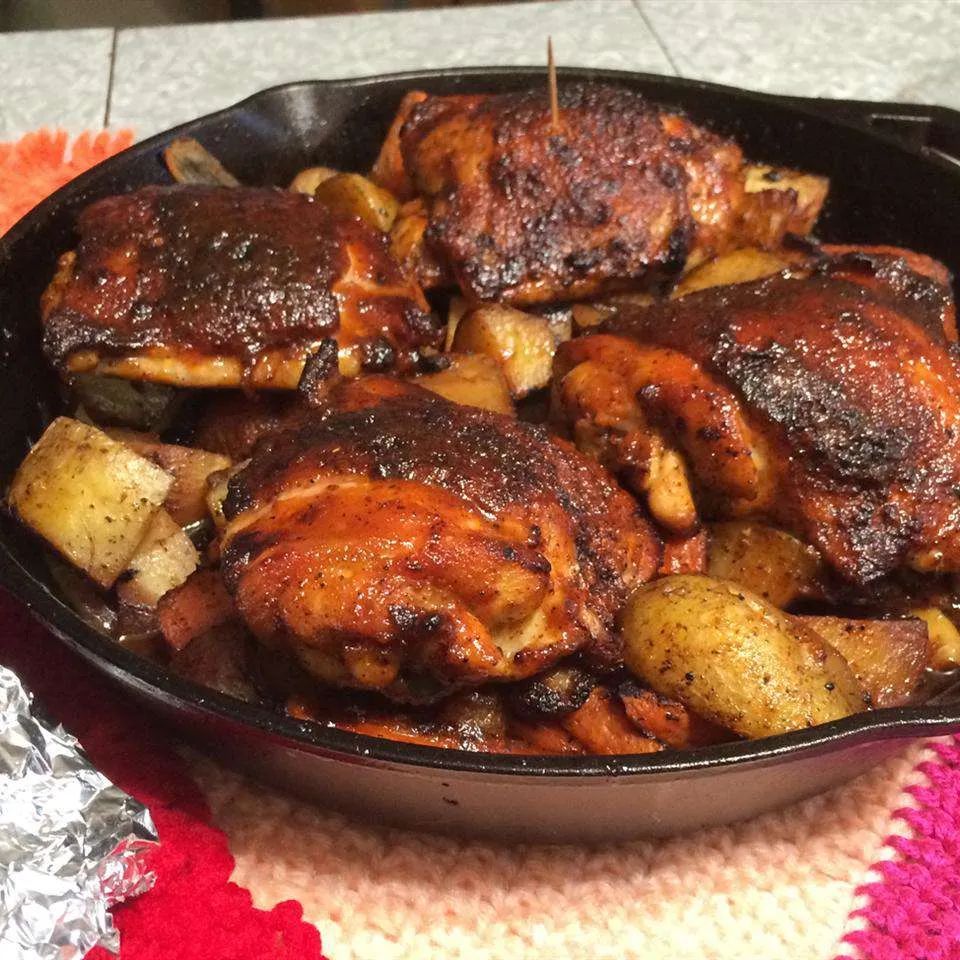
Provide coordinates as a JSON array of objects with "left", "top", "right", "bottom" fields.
[
  {"left": 631, "top": 0, "right": 682, "bottom": 76},
  {"left": 103, "top": 28, "right": 118, "bottom": 128}
]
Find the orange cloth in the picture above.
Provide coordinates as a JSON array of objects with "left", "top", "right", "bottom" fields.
[{"left": 0, "top": 128, "right": 133, "bottom": 235}]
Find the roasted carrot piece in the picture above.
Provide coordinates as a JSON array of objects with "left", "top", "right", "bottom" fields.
[
  {"left": 560, "top": 687, "right": 662, "bottom": 755},
  {"left": 510, "top": 717, "right": 586, "bottom": 754},
  {"left": 157, "top": 568, "right": 235, "bottom": 651},
  {"left": 619, "top": 683, "right": 729, "bottom": 749}
]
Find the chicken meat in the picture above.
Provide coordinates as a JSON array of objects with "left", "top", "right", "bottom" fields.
[
  {"left": 552, "top": 247, "right": 960, "bottom": 584},
  {"left": 220, "top": 376, "right": 659, "bottom": 701},
  {"left": 375, "top": 82, "right": 827, "bottom": 305},
  {"left": 42, "top": 185, "right": 441, "bottom": 389}
]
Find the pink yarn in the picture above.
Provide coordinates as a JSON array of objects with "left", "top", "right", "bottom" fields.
[{"left": 839, "top": 739, "right": 960, "bottom": 959}]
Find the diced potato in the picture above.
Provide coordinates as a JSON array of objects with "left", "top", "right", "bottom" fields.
[
  {"left": 451, "top": 305, "right": 558, "bottom": 398},
  {"left": 106, "top": 429, "right": 231, "bottom": 526},
  {"left": 909, "top": 607, "right": 960, "bottom": 671},
  {"left": 313, "top": 173, "right": 400, "bottom": 232},
  {"left": 8, "top": 417, "right": 172, "bottom": 588},
  {"left": 414, "top": 354, "right": 514, "bottom": 416},
  {"left": 621, "top": 575, "right": 865, "bottom": 738},
  {"left": 707, "top": 520, "right": 822, "bottom": 607},
  {"left": 288, "top": 165, "right": 338, "bottom": 194},
  {"left": 157, "top": 568, "right": 236, "bottom": 651},
  {"left": 673, "top": 247, "right": 791, "bottom": 299},
  {"left": 116, "top": 509, "right": 199, "bottom": 608},
  {"left": 744, "top": 164, "right": 830, "bottom": 237},
  {"left": 799, "top": 615, "right": 929, "bottom": 709}
]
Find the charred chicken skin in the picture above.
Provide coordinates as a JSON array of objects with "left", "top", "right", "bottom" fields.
[
  {"left": 377, "top": 82, "right": 826, "bottom": 305},
  {"left": 553, "top": 248, "right": 960, "bottom": 585},
  {"left": 220, "top": 376, "right": 659, "bottom": 701},
  {"left": 41, "top": 186, "right": 440, "bottom": 388}
]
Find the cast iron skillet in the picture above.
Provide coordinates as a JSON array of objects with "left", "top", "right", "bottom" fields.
[{"left": 2, "top": 67, "right": 960, "bottom": 843}]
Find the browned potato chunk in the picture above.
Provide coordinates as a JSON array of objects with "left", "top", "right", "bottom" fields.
[
  {"left": 414, "top": 354, "right": 514, "bottom": 416},
  {"left": 8, "top": 417, "right": 171, "bottom": 588},
  {"left": 106, "top": 429, "right": 231, "bottom": 526},
  {"left": 116, "top": 509, "right": 199, "bottom": 608},
  {"left": 798, "top": 616, "right": 929, "bottom": 708},
  {"left": 744, "top": 164, "right": 830, "bottom": 237},
  {"left": 707, "top": 520, "right": 822, "bottom": 607},
  {"left": 621, "top": 575, "right": 865, "bottom": 738},
  {"left": 288, "top": 165, "right": 338, "bottom": 194},
  {"left": 452, "top": 305, "right": 558, "bottom": 398},
  {"left": 313, "top": 173, "right": 400, "bottom": 232},
  {"left": 673, "top": 247, "right": 791, "bottom": 299},
  {"left": 908, "top": 607, "right": 960, "bottom": 671}
]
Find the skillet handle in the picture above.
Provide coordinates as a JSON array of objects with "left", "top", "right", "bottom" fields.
[{"left": 795, "top": 97, "right": 960, "bottom": 170}]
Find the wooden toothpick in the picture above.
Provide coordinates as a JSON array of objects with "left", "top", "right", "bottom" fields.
[{"left": 547, "top": 37, "right": 560, "bottom": 133}]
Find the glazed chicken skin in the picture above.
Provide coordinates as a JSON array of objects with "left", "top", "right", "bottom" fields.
[
  {"left": 220, "top": 376, "right": 659, "bottom": 701},
  {"left": 376, "top": 83, "right": 826, "bottom": 305},
  {"left": 42, "top": 186, "right": 440, "bottom": 389},
  {"left": 553, "top": 249, "right": 960, "bottom": 585}
]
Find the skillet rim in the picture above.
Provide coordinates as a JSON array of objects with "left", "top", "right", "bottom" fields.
[{"left": 2, "top": 64, "right": 960, "bottom": 779}]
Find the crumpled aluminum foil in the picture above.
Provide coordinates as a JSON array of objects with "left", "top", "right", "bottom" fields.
[{"left": 0, "top": 664, "right": 158, "bottom": 959}]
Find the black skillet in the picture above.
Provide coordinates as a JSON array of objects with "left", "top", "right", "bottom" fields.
[{"left": 2, "top": 67, "right": 960, "bottom": 843}]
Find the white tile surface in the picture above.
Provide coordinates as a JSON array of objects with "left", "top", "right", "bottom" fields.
[
  {"left": 109, "top": 0, "right": 673, "bottom": 137},
  {"left": 639, "top": 0, "right": 960, "bottom": 108},
  {"left": 0, "top": 28, "right": 114, "bottom": 140}
]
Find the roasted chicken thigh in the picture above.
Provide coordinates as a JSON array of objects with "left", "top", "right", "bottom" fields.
[
  {"left": 220, "top": 376, "right": 659, "bottom": 700},
  {"left": 42, "top": 186, "right": 440, "bottom": 388},
  {"left": 376, "top": 82, "right": 827, "bottom": 305},
  {"left": 553, "top": 249, "right": 960, "bottom": 584}
]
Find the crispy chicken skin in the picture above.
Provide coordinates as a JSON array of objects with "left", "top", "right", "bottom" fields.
[
  {"left": 553, "top": 249, "right": 960, "bottom": 584},
  {"left": 220, "top": 377, "right": 659, "bottom": 701},
  {"left": 388, "top": 83, "right": 823, "bottom": 305},
  {"left": 41, "top": 186, "right": 440, "bottom": 388}
]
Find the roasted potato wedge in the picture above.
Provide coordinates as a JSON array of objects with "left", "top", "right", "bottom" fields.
[
  {"left": 116, "top": 509, "right": 199, "bottom": 608},
  {"left": 707, "top": 520, "right": 822, "bottom": 607},
  {"left": 288, "top": 165, "right": 338, "bottom": 194},
  {"left": 798, "top": 615, "right": 929, "bottom": 708},
  {"left": 909, "top": 607, "right": 960, "bottom": 671},
  {"left": 8, "top": 417, "right": 172, "bottom": 588},
  {"left": 451, "top": 305, "right": 558, "bottom": 398},
  {"left": 621, "top": 575, "right": 865, "bottom": 738},
  {"left": 673, "top": 247, "right": 791, "bottom": 299},
  {"left": 313, "top": 173, "right": 400, "bottom": 232},
  {"left": 414, "top": 353, "right": 514, "bottom": 415},
  {"left": 744, "top": 163, "right": 830, "bottom": 237},
  {"left": 106, "top": 429, "right": 231, "bottom": 526}
]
